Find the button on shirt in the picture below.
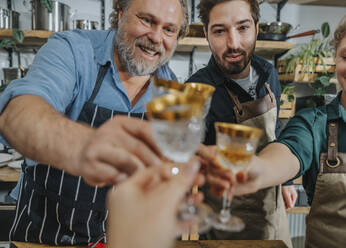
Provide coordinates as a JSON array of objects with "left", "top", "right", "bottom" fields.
[
  {"left": 275, "top": 93, "right": 346, "bottom": 204},
  {"left": 0, "top": 29, "right": 176, "bottom": 198}
]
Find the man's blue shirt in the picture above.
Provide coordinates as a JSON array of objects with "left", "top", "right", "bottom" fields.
[{"left": 0, "top": 29, "right": 177, "bottom": 198}]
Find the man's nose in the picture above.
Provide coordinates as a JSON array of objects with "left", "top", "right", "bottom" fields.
[
  {"left": 147, "top": 26, "right": 162, "bottom": 44},
  {"left": 227, "top": 30, "right": 240, "bottom": 50}
]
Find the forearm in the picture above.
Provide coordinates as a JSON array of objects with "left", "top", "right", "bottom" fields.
[
  {"left": 0, "top": 95, "right": 93, "bottom": 174},
  {"left": 256, "top": 142, "right": 300, "bottom": 190}
]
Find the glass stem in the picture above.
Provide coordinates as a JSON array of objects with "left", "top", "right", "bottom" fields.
[{"left": 219, "top": 189, "right": 231, "bottom": 224}]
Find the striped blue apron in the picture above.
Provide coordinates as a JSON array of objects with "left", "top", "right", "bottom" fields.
[{"left": 9, "top": 62, "right": 146, "bottom": 245}]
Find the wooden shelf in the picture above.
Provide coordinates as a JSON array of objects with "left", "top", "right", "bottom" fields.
[
  {"left": 0, "top": 30, "right": 294, "bottom": 59},
  {"left": 287, "top": 206, "right": 310, "bottom": 214},
  {"left": 177, "top": 37, "right": 294, "bottom": 59},
  {"left": 289, "top": 0, "right": 346, "bottom": 6},
  {"left": 0, "top": 166, "right": 20, "bottom": 182},
  {"left": 0, "top": 29, "right": 54, "bottom": 47}
]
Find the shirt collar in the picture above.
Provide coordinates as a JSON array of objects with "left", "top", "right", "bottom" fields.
[
  {"left": 206, "top": 54, "right": 269, "bottom": 86},
  {"left": 327, "top": 91, "right": 346, "bottom": 123},
  {"left": 93, "top": 29, "right": 117, "bottom": 66}
]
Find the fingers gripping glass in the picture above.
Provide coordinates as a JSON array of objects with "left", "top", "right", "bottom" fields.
[{"left": 213, "top": 122, "right": 262, "bottom": 232}]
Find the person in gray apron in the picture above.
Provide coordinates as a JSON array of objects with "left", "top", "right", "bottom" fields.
[
  {"left": 216, "top": 16, "right": 346, "bottom": 248},
  {"left": 186, "top": 0, "right": 293, "bottom": 246},
  {"left": 0, "top": 0, "right": 189, "bottom": 244}
]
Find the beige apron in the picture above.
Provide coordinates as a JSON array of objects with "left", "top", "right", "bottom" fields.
[
  {"left": 208, "top": 83, "right": 292, "bottom": 248},
  {"left": 305, "top": 122, "right": 346, "bottom": 248}
]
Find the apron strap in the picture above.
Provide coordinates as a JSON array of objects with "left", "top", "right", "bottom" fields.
[
  {"left": 327, "top": 122, "right": 338, "bottom": 162},
  {"left": 224, "top": 84, "right": 244, "bottom": 115},
  {"left": 264, "top": 82, "right": 275, "bottom": 103},
  {"left": 89, "top": 62, "right": 111, "bottom": 103}
]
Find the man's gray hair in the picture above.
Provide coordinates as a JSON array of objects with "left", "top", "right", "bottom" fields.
[{"left": 109, "top": 0, "right": 189, "bottom": 39}]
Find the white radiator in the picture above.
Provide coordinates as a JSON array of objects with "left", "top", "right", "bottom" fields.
[{"left": 288, "top": 213, "right": 306, "bottom": 248}]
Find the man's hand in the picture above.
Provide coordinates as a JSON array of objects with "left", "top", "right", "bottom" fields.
[
  {"left": 76, "top": 116, "right": 163, "bottom": 186},
  {"left": 282, "top": 185, "right": 298, "bottom": 209},
  {"left": 196, "top": 144, "right": 232, "bottom": 197},
  {"left": 196, "top": 144, "right": 263, "bottom": 197},
  {"left": 107, "top": 160, "right": 200, "bottom": 248}
]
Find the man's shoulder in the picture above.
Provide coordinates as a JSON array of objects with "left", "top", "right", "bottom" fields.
[
  {"left": 186, "top": 67, "right": 215, "bottom": 86},
  {"left": 50, "top": 29, "right": 114, "bottom": 47},
  {"left": 252, "top": 54, "right": 275, "bottom": 71}
]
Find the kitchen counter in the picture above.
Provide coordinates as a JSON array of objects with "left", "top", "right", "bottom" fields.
[{"left": 4, "top": 240, "right": 288, "bottom": 248}]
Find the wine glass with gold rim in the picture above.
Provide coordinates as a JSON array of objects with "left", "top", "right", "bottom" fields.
[
  {"left": 184, "top": 82, "right": 215, "bottom": 119},
  {"left": 152, "top": 77, "right": 185, "bottom": 97},
  {"left": 146, "top": 93, "right": 213, "bottom": 233},
  {"left": 212, "top": 122, "right": 262, "bottom": 232}
]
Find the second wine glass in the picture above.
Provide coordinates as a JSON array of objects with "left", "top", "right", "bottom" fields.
[{"left": 212, "top": 122, "right": 262, "bottom": 232}]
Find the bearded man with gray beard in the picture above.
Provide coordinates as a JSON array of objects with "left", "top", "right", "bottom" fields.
[{"left": 0, "top": 0, "right": 189, "bottom": 245}]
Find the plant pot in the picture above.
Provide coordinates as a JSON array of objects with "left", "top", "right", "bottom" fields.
[{"left": 279, "top": 93, "right": 296, "bottom": 118}]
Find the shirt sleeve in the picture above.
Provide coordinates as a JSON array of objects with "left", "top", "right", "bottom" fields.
[
  {"left": 274, "top": 108, "right": 317, "bottom": 179},
  {"left": 0, "top": 32, "right": 78, "bottom": 116}
]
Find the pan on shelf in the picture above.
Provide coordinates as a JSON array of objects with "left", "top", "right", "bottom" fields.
[{"left": 258, "top": 22, "right": 320, "bottom": 41}]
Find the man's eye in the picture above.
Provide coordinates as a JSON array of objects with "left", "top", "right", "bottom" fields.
[
  {"left": 165, "top": 27, "right": 176, "bottom": 34},
  {"left": 239, "top": 25, "right": 249, "bottom": 31},
  {"left": 214, "top": 29, "right": 224, "bottom": 34},
  {"left": 141, "top": 17, "right": 151, "bottom": 24}
]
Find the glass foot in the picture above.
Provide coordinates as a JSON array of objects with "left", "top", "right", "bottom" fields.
[
  {"left": 177, "top": 203, "right": 214, "bottom": 235},
  {"left": 212, "top": 214, "right": 245, "bottom": 232}
]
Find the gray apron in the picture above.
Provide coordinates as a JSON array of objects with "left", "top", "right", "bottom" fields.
[
  {"left": 305, "top": 122, "right": 346, "bottom": 248},
  {"left": 207, "top": 83, "right": 292, "bottom": 248}
]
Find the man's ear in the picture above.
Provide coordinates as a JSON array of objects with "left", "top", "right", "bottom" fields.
[
  {"left": 255, "top": 22, "right": 259, "bottom": 37},
  {"left": 203, "top": 26, "right": 209, "bottom": 42},
  {"left": 118, "top": 9, "right": 123, "bottom": 23}
]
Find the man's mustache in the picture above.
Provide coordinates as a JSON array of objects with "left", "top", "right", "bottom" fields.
[
  {"left": 222, "top": 49, "right": 246, "bottom": 59},
  {"left": 135, "top": 37, "right": 165, "bottom": 55}
]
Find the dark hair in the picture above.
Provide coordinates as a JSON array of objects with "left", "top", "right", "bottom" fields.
[
  {"left": 109, "top": 0, "right": 189, "bottom": 39},
  {"left": 332, "top": 15, "right": 346, "bottom": 52},
  {"left": 197, "top": 0, "right": 260, "bottom": 31}
]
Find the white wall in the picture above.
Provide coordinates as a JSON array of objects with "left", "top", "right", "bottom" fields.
[{"left": 0, "top": 0, "right": 345, "bottom": 83}]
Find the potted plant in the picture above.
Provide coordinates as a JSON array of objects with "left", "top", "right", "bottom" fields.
[
  {"left": 277, "top": 22, "right": 335, "bottom": 83},
  {"left": 279, "top": 83, "right": 296, "bottom": 118},
  {"left": 0, "top": 29, "right": 25, "bottom": 92},
  {"left": 40, "top": 0, "right": 53, "bottom": 13}
]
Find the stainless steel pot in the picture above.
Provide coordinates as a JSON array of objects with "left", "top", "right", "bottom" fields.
[
  {"left": 0, "top": 8, "right": 20, "bottom": 29},
  {"left": 73, "top": 19, "right": 99, "bottom": 30},
  {"left": 2, "top": 67, "right": 28, "bottom": 84},
  {"left": 31, "top": 0, "right": 71, "bottom": 32}
]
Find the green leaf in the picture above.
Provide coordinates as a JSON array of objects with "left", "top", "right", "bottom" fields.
[
  {"left": 287, "top": 95, "right": 295, "bottom": 102},
  {"left": 321, "top": 22, "right": 330, "bottom": 38},
  {"left": 12, "top": 29, "right": 24, "bottom": 43},
  {"left": 314, "top": 87, "right": 325, "bottom": 96},
  {"left": 0, "top": 38, "right": 16, "bottom": 49},
  {"left": 40, "top": 0, "right": 53, "bottom": 13},
  {"left": 319, "top": 76, "right": 331, "bottom": 86}
]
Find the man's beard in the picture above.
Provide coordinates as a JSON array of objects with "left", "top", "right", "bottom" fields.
[
  {"left": 214, "top": 43, "right": 255, "bottom": 76},
  {"left": 115, "top": 19, "right": 176, "bottom": 76}
]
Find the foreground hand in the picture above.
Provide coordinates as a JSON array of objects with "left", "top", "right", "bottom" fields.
[
  {"left": 282, "top": 185, "right": 298, "bottom": 209},
  {"left": 107, "top": 160, "right": 200, "bottom": 248},
  {"left": 76, "top": 116, "right": 163, "bottom": 186},
  {"left": 196, "top": 144, "right": 233, "bottom": 198}
]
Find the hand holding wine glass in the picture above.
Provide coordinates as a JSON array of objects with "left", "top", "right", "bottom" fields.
[{"left": 212, "top": 122, "right": 262, "bottom": 232}]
